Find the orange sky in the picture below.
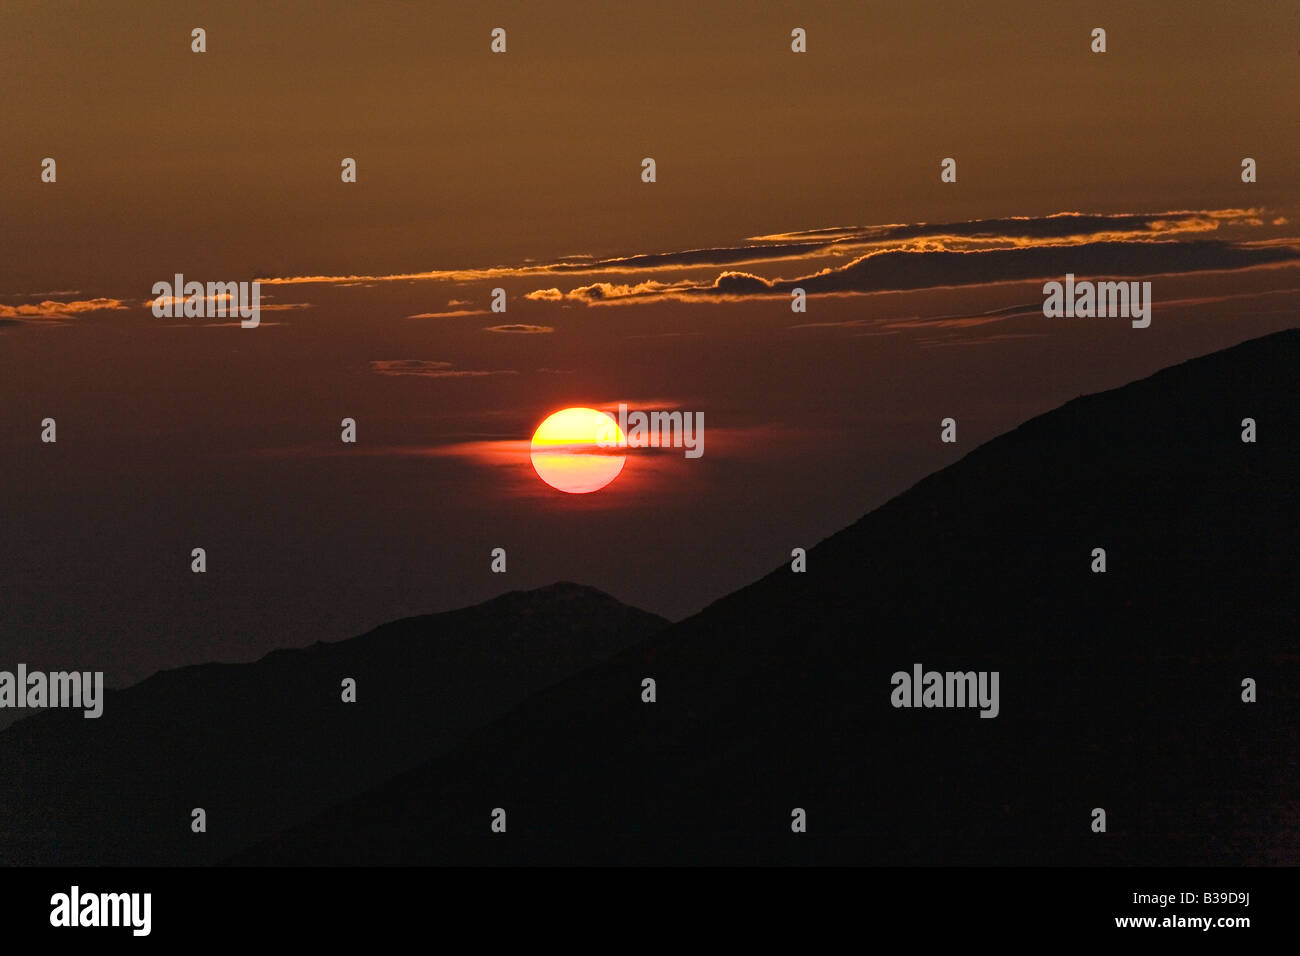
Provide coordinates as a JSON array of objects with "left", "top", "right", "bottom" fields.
[
  {"left": 1, "top": 0, "right": 1298, "bottom": 691},
  {"left": 3, "top": 0, "right": 1298, "bottom": 291}
]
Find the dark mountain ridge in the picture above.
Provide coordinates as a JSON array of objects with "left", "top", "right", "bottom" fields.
[
  {"left": 0, "top": 582, "right": 667, "bottom": 864},
  {"left": 238, "top": 328, "right": 1300, "bottom": 865}
]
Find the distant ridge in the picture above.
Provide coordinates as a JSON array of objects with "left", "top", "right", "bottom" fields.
[{"left": 0, "top": 583, "right": 668, "bottom": 864}]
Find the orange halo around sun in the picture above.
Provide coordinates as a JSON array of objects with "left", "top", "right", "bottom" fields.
[{"left": 530, "top": 407, "right": 626, "bottom": 494}]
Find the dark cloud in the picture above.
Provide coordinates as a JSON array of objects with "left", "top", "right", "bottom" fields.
[
  {"left": 561, "top": 239, "right": 1300, "bottom": 304},
  {"left": 369, "top": 360, "right": 517, "bottom": 378},
  {"left": 546, "top": 209, "right": 1263, "bottom": 274},
  {"left": 755, "top": 239, "right": 1300, "bottom": 296},
  {"left": 484, "top": 324, "right": 554, "bottom": 334}
]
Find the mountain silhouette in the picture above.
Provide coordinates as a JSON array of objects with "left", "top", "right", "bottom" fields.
[
  {"left": 0, "top": 582, "right": 667, "bottom": 864},
  {"left": 236, "top": 328, "right": 1300, "bottom": 865}
]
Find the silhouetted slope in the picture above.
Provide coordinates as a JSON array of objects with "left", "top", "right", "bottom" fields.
[
  {"left": 238, "top": 329, "right": 1300, "bottom": 865},
  {"left": 0, "top": 583, "right": 667, "bottom": 864}
]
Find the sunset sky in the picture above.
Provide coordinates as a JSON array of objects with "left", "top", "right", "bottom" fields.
[{"left": 2, "top": 0, "right": 1298, "bottom": 689}]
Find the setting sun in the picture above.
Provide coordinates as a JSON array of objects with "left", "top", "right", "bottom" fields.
[{"left": 530, "top": 407, "right": 626, "bottom": 494}]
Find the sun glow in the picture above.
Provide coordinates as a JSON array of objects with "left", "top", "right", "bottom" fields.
[{"left": 530, "top": 407, "right": 626, "bottom": 494}]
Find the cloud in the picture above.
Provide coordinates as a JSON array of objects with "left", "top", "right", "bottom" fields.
[
  {"left": 0, "top": 298, "right": 128, "bottom": 322},
  {"left": 524, "top": 288, "right": 565, "bottom": 301},
  {"left": 370, "top": 360, "right": 454, "bottom": 376},
  {"left": 434, "top": 370, "right": 521, "bottom": 379},
  {"left": 544, "top": 239, "right": 1300, "bottom": 306},
  {"left": 558, "top": 280, "right": 696, "bottom": 303},
  {"left": 422, "top": 439, "right": 531, "bottom": 464},
  {"left": 369, "top": 359, "right": 517, "bottom": 378},
  {"left": 258, "top": 208, "right": 1284, "bottom": 289},
  {"left": 804, "top": 285, "right": 1300, "bottom": 346},
  {"left": 484, "top": 324, "right": 553, "bottom": 334},
  {"left": 542, "top": 209, "right": 1238, "bottom": 274},
  {"left": 144, "top": 294, "right": 311, "bottom": 313},
  {"left": 792, "top": 301, "right": 1047, "bottom": 332},
  {"left": 747, "top": 209, "right": 1256, "bottom": 246},
  {"left": 407, "top": 309, "right": 488, "bottom": 319},
  {"left": 766, "top": 239, "right": 1300, "bottom": 296},
  {"left": 161, "top": 321, "right": 285, "bottom": 328}
]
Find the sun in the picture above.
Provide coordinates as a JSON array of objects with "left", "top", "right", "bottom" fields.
[{"left": 530, "top": 407, "right": 626, "bottom": 494}]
